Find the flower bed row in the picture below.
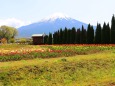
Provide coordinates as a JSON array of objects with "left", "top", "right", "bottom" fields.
[{"left": 0, "top": 45, "right": 115, "bottom": 62}]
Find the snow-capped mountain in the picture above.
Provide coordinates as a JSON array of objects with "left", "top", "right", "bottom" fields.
[
  {"left": 18, "top": 13, "right": 88, "bottom": 38},
  {"left": 41, "top": 13, "right": 71, "bottom": 22}
]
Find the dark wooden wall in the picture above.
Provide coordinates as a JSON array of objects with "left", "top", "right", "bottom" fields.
[{"left": 32, "top": 36, "right": 43, "bottom": 45}]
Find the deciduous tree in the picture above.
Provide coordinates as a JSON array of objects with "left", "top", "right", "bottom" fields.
[{"left": 0, "top": 25, "right": 18, "bottom": 43}]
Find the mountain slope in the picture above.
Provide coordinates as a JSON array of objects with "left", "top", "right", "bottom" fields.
[{"left": 18, "top": 13, "right": 88, "bottom": 38}]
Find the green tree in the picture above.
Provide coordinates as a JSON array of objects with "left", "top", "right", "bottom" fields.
[
  {"left": 76, "top": 29, "right": 81, "bottom": 44},
  {"left": 71, "top": 27, "right": 76, "bottom": 44},
  {"left": 57, "top": 30, "right": 60, "bottom": 44},
  {"left": 106, "top": 23, "right": 110, "bottom": 44},
  {"left": 111, "top": 15, "right": 115, "bottom": 43},
  {"left": 101, "top": 22, "right": 106, "bottom": 44},
  {"left": 63, "top": 27, "right": 68, "bottom": 44},
  {"left": 48, "top": 33, "right": 52, "bottom": 45},
  {"left": 53, "top": 32, "right": 56, "bottom": 44},
  {"left": 87, "top": 24, "right": 94, "bottom": 44},
  {"left": 44, "top": 35, "right": 48, "bottom": 44},
  {"left": 95, "top": 23, "right": 102, "bottom": 44},
  {"left": 80, "top": 25, "right": 87, "bottom": 44},
  {"left": 102, "top": 23, "right": 110, "bottom": 44},
  {"left": 59, "top": 28, "right": 63, "bottom": 44},
  {"left": 0, "top": 25, "right": 18, "bottom": 43},
  {"left": 67, "top": 29, "right": 71, "bottom": 44}
]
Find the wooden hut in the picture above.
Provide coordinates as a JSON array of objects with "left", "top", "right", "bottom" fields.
[{"left": 32, "top": 34, "right": 45, "bottom": 45}]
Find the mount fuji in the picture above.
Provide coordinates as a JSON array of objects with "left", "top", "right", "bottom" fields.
[{"left": 18, "top": 13, "right": 89, "bottom": 38}]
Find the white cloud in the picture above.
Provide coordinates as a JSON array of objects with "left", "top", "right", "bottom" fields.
[{"left": 0, "top": 18, "right": 31, "bottom": 28}]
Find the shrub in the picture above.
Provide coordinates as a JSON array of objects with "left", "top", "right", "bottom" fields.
[
  {"left": 61, "top": 58, "right": 67, "bottom": 62},
  {"left": 9, "top": 38, "right": 15, "bottom": 43},
  {"left": 1, "top": 38, "right": 7, "bottom": 44}
]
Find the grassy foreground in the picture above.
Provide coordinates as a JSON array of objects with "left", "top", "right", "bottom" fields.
[{"left": 0, "top": 50, "right": 115, "bottom": 86}]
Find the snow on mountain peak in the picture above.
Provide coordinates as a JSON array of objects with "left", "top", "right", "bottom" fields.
[
  {"left": 48, "top": 13, "right": 69, "bottom": 19},
  {"left": 41, "top": 13, "right": 71, "bottom": 22}
]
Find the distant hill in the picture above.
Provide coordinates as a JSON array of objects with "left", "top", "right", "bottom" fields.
[{"left": 17, "top": 13, "right": 89, "bottom": 38}]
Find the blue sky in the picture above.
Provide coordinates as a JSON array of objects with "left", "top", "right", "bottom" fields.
[{"left": 0, "top": 0, "right": 115, "bottom": 28}]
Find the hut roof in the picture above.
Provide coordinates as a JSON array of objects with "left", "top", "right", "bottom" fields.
[{"left": 32, "top": 34, "right": 45, "bottom": 37}]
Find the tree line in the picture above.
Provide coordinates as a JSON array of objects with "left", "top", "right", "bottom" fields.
[{"left": 44, "top": 15, "right": 115, "bottom": 44}]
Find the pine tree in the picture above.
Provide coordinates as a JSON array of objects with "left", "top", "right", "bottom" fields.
[
  {"left": 76, "top": 29, "right": 81, "bottom": 44},
  {"left": 95, "top": 23, "right": 102, "bottom": 44},
  {"left": 59, "top": 28, "right": 63, "bottom": 44},
  {"left": 44, "top": 35, "right": 48, "bottom": 44},
  {"left": 87, "top": 24, "right": 94, "bottom": 44},
  {"left": 71, "top": 27, "right": 76, "bottom": 44},
  {"left": 67, "top": 29, "right": 71, "bottom": 44},
  {"left": 101, "top": 22, "right": 105, "bottom": 44},
  {"left": 53, "top": 32, "right": 57, "bottom": 44},
  {"left": 63, "top": 27, "right": 68, "bottom": 44},
  {"left": 101, "top": 22, "right": 110, "bottom": 44},
  {"left": 48, "top": 33, "right": 52, "bottom": 45},
  {"left": 106, "top": 23, "right": 110, "bottom": 44},
  {"left": 80, "top": 25, "right": 87, "bottom": 44},
  {"left": 111, "top": 15, "right": 115, "bottom": 43},
  {"left": 57, "top": 30, "right": 60, "bottom": 44}
]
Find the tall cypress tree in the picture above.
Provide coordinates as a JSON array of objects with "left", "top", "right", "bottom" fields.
[
  {"left": 106, "top": 23, "right": 110, "bottom": 44},
  {"left": 101, "top": 22, "right": 107, "bottom": 44},
  {"left": 111, "top": 15, "right": 115, "bottom": 43},
  {"left": 71, "top": 27, "right": 76, "bottom": 44},
  {"left": 76, "top": 29, "right": 81, "bottom": 44},
  {"left": 59, "top": 28, "right": 63, "bottom": 44},
  {"left": 67, "top": 29, "right": 71, "bottom": 44},
  {"left": 80, "top": 25, "right": 87, "bottom": 44},
  {"left": 57, "top": 30, "right": 60, "bottom": 44},
  {"left": 48, "top": 33, "right": 52, "bottom": 45},
  {"left": 66, "top": 29, "right": 69, "bottom": 44},
  {"left": 95, "top": 23, "right": 102, "bottom": 44},
  {"left": 87, "top": 24, "right": 90, "bottom": 43},
  {"left": 87, "top": 24, "right": 94, "bottom": 44},
  {"left": 63, "top": 27, "right": 68, "bottom": 44},
  {"left": 102, "top": 23, "right": 110, "bottom": 44},
  {"left": 44, "top": 35, "right": 48, "bottom": 44},
  {"left": 53, "top": 32, "right": 57, "bottom": 44}
]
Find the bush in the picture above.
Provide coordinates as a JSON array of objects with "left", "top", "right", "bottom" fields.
[
  {"left": 9, "top": 38, "right": 15, "bottom": 43},
  {"left": 1, "top": 38, "right": 7, "bottom": 44},
  {"left": 61, "top": 58, "right": 67, "bottom": 62}
]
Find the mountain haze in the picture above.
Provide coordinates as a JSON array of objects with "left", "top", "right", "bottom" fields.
[{"left": 18, "top": 13, "right": 88, "bottom": 38}]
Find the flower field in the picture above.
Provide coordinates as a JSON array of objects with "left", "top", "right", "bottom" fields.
[
  {"left": 0, "top": 44, "right": 115, "bottom": 61},
  {"left": 0, "top": 44, "right": 115, "bottom": 86}
]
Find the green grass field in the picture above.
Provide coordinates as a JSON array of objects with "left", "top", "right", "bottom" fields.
[{"left": 0, "top": 44, "right": 115, "bottom": 86}]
